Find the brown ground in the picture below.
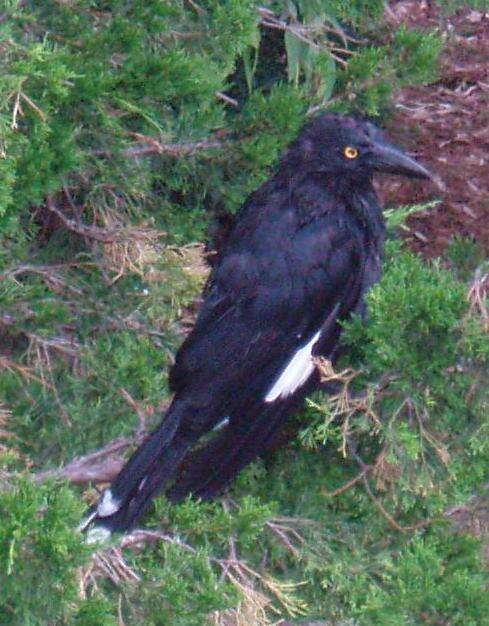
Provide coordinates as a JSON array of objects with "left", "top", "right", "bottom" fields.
[
  {"left": 278, "top": 7, "right": 489, "bottom": 625},
  {"left": 377, "top": 2, "right": 488, "bottom": 257}
]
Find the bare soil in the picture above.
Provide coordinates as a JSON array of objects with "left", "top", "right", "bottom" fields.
[{"left": 377, "top": 2, "right": 489, "bottom": 257}]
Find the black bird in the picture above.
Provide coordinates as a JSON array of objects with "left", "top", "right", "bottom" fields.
[{"left": 82, "top": 114, "right": 431, "bottom": 541}]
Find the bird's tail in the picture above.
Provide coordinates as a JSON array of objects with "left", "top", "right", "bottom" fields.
[
  {"left": 81, "top": 393, "right": 308, "bottom": 541},
  {"left": 82, "top": 399, "right": 192, "bottom": 541},
  {"left": 167, "top": 398, "right": 300, "bottom": 503}
]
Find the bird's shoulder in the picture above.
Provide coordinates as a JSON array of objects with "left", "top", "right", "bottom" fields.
[
  {"left": 205, "top": 174, "right": 366, "bottom": 305},
  {"left": 169, "top": 177, "right": 367, "bottom": 394},
  {"left": 227, "top": 175, "right": 361, "bottom": 251}
]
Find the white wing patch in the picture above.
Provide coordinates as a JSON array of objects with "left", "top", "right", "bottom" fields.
[
  {"left": 213, "top": 417, "right": 230, "bottom": 432},
  {"left": 97, "top": 489, "right": 120, "bottom": 517},
  {"left": 265, "top": 330, "right": 321, "bottom": 403}
]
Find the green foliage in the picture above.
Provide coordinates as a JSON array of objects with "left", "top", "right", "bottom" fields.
[
  {"left": 345, "top": 241, "right": 467, "bottom": 381},
  {"left": 0, "top": 477, "right": 89, "bottom": 625},
  {"left": 383, "top": 200, "right": 440, "bottom": 234},
  {"left": 0, "top": 0, "right": 442, "bottom": 235},
  {"left": 0, "top": 246, "right": 203, "bottom": 463},
  {"left": 447, "top": 236, "right": 487, "bottom": 281},
  {"left": 335, "top": 27, "right": 441, "bottom": 116},
  {"left": 122, "top": 543, "right": 234, "bottom": 626},
  {"left": 359, "top": 533, "right": 489, "bottom": 625},
  {"left": 0, "top": 1, "right": 487, "bottom": 625}
]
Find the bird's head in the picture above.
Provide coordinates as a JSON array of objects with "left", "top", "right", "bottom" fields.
[{"left": 290, "top": 113, "right": 432, "bottom": 182}]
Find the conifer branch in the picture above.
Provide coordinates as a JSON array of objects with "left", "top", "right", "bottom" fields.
[
  {"left": 34, "top": 433, "right": 147, "bottom": 485},
  {"left": 92, "top": 136, "right": 225, "bottom": 160},
  {"left": 34, "top": 395, "right": 167, "bottom": 485},
  {"left": 45, "top": 195, "right": 118, "bottom": 243}
]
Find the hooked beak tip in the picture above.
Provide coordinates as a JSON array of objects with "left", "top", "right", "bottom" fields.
[
  {"left": 371, "top": 142, "right": 434, "bottom": 181},
  {"left": 404, "top": 153, "right": 433, "bottom": 181},
  {"left": 429, "top": 172, "right": 446, "bottom": 193}
]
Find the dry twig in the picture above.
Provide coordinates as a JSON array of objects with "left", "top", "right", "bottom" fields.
[
  {"left": 45, "top": 195, "right": 118, "bottom": 243},
  {"left": 468, "top": 267, "right": 489, "bottom": 331},
  {"left": 82, "top": 518, "right": 309, "bottom": 624},
  {"left": 92, "top": 135, "right": 225, "bottom": 160},
  {"left": 34, "top": 433, "right": 147, "bottom": 485}
]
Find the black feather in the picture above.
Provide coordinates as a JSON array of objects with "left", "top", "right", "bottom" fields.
[{"left": 84, "top": 114, "right": 430, "bottom": 537}]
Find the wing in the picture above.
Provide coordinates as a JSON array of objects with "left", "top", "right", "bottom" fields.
[
  {"left": 169, "top": 194, "right": 365, "bottom": 413},
  {"left": 162, "top": 204, "right": 366, "bottom": 503},
  {"left": 84, "top": 190, "right": 367, "bottom": 533}
]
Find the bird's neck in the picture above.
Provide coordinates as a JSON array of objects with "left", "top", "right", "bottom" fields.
[
  {"left": 319, "top": 171, "right": 385, "bottom": 241},
  {"left": 349, "top": 182, "right": 385, "bottom": 235}
]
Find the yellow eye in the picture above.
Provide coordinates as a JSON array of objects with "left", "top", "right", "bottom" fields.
[{"left": 344, "top": 146, "right": 359, "bottom": 159}]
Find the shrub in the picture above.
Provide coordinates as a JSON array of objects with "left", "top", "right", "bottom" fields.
[{"left": 1, "top": 2, "right": 487, "bottom": 625}]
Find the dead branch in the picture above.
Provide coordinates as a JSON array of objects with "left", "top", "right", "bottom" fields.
[
  {"left": 323, "top": 466, "right": 371, "bottom": 498},
  {"left": 33, "top": 394, "right": 168, "bottom": 485},
  {"left": 467, "top": 267, "right": 489, "bottom": 331},
  {"left": 265, "top": 521, "right": 305, "bottom": 558},
  {"left": 257, "top": 5, "right": 359, "bottom": 59},
  {"left": 0, "top": 356, "right": 43, "bottom": 384},
  {"left": 34, "top": 433, "right": 147, "bottom": 485},
  {"left": 26, "top": 333, "right": 75, "bottom": 426},
  {"left": 348, "top": 447, "right": 442, "bottom": 533},
  {"left": 45, "top": 195, "right": 118, "bottom": 243},
  {"left": 20, "top": 92, "right": 46, "bottom": 122},
  {"left": 94, "top": 210, "right": 165, "bottom": 281},
  {"left": 92, "top": 136, "right": 225, "bottom": 160},
  {"left": 119, "top": 388, "right": 152, "bottom": 436},
  {"left": 1, "top": 262, "right": 85, "bottom": 297},
  {"left": 83, "top": 520, "right": 308, "bottom": 623},
  {"left": 315, "top": 357, "right": 359, "bottom": 387},
  {"left": 360, "top": 472, "right": 441, "bottom": 533},
  {"left": 26, "top": 332, "right": 80, "bottom": 360},
  {"left": 215, "top": 91, "right": 239, "bottom": 107}
]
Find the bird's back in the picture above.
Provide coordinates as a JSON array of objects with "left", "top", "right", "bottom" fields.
[{"left": 170, "top": 171, "right": 384, "bottom": 408}]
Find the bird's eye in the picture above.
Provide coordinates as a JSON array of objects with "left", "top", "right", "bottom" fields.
[{"left": 344, "top": 146, "right": 359, "bottom": 159}]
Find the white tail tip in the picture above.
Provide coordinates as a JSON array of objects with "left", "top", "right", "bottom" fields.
[{"left": 85, "top": 525, "right": 112, "bottom": 545}]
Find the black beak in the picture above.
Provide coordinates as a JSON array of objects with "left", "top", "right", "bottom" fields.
[{"left": 370, "top": 141, "right": 432, "bottom": 180}]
